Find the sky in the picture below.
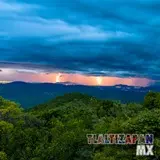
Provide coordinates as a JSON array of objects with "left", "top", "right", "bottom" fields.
[{"left": 0, "top": 0, "right": 159, "bottom": 86}]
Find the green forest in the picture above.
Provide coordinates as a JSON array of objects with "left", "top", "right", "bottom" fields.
[{"left": 0, "top": 92, "right": 159, "bottom": 160}]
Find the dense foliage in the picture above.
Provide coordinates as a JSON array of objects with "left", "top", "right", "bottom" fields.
[{"left": 0, "top": 92, "right": 159, "bottom": 160}]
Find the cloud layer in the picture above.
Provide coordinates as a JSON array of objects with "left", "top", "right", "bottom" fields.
[{"left": 0, "top": 0, "right": 159, "bottom": 85}]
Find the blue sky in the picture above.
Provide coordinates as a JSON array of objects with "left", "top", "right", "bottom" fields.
[{"left": 0, "top": 0, "right": 159, "bottom": 85}]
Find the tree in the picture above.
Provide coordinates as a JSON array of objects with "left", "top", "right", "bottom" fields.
[
  {"left": 0, "top": 151, "right": 8, "bottom": 160},
  {"left": 144, "top": 91, "right": 160, "bottom": 109}
]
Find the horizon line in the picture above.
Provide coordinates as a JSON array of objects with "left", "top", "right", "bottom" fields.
[{"left": 0, "top": 80, "right": 154, "bottom": 88}]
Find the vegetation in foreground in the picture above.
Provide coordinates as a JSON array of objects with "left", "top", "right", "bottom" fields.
[{"left": 0, "top": 92, "right": 160, "bottom": 160}]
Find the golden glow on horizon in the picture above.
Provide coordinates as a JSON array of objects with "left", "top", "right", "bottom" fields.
[
  {"left": 56, "top": 73, "right": 62, "bottom": 83},
  {"left": 0, "top": 68, "right": 155, "bottom": 87},
  {"left": 96, "top": 77, "right": 102, "bottom": 85}
]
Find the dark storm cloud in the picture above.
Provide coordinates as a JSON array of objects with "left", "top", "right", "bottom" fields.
[{"left": 0, "top": 0, "right": 160, "bottom": 80}]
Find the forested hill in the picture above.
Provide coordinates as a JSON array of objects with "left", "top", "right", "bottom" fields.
[{"left": 0, "top": 92, "right": 160, "bottom": 160}]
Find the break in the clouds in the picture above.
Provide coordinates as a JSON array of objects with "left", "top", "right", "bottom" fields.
[{"left": 0, "top": 0, "right": 160, "bottom": 86}]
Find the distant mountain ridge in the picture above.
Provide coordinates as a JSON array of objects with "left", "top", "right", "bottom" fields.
[{"left": 0, "top": 81, "right": 159, "bottom": 108}]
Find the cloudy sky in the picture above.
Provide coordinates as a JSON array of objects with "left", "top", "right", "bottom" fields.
[{"left": 0, "top": 0, "right": 159, "bottom": 86}]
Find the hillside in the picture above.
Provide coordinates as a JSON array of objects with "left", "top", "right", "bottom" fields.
[
  {"left": 1, "top": 82, "right": 160, "bottom": 108},
  {"left": 0, "top": 92, "right": 160, "bottom": 160}
]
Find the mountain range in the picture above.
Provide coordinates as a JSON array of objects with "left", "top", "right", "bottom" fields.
[{"left": 0, "top": 81, "right": 160, "bottom": 108}]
